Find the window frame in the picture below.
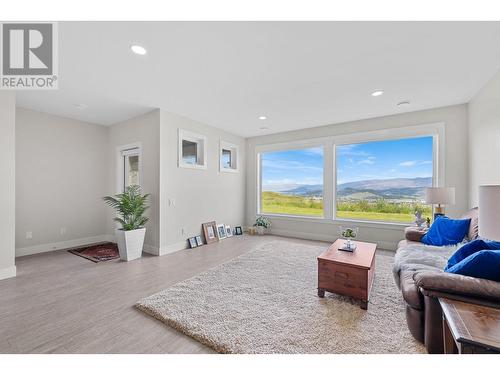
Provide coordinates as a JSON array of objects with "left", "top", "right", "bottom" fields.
[
  {"left": 255, "top": 122, "right": 445, "bottom": 226},
  {"left": 116, "top": 143, "right": 143, "bottom": 194},
  {"left": 256, "top": 138, "right": 331, "bottom": 219},
  {"left": 219, "top": 140, "right": 239, "bottom": 173},
  {"left": 178, "top": 128, "right": 207, "bottom": 170}
]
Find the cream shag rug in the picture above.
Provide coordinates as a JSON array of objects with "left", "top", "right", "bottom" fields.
[{"left": 136, "top": 239, "right": 425, "bottom": 354}]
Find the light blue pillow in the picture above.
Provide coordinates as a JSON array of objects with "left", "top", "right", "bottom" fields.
[
  {"left": 421, "top": 216, "right": 471, "bottom": 246},
  {"left": 446, "top": 250, "right": 500, "bottom": 282}
]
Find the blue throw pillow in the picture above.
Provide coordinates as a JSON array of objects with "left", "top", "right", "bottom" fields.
[
  {"left": 446, "top": 250, "right": 500, "bottom": 282},
  {"left": 445, "top": 239, "right": 500, "bottom": 270},
  {"left": 421, "top": 216, "right": 471, "bottom": 246}
]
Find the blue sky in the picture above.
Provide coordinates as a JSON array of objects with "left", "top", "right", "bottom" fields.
[{"left": 261, "top": 136, "right": 433, "bottom": 191}]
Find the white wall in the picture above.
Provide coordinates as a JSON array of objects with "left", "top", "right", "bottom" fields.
[
  {"left": 107, "top": 110, "right": 160, "bottom": 253},
  {"left": 468, "top": 69, "right": 500, "bottom": 207},
  {"left": 15, "top": 108, "right": 109, "bottom": 256},
  {"left": 246, "top": 104, "right": 469, "bottom": 250},
  {"left": 159, "top": 110, "right": 246, "bottom": 254},
  {"left": 0, "top": 92, "right": 16, "bottom": 280}
]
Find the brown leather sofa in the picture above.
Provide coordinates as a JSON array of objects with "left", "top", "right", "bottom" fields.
[{"left": 393, "top": 208, "right": 500, "bottom": 353}]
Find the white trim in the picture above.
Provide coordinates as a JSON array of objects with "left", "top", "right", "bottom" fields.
[
  {"left": 0, "top": 265, "right": 16, "bottom": 280},
  {"left": 258, "top": 213, "right": 407, "bottom": 230},
  {"left": 268, "top": 229, "right": 397, "bottom": 251},
  {"left": 257, "top": 140, "right": 327, "bottom": 219},
  {"left": 219, "top": 139, "right": 239, "bottom": 173},
  {"left": 159, "top": 240, "right": 188, "bottom": 256},
  {"left": 178, "top": 128, "right": 207, "bottom": 170},
  {"left": 16, "top": 234, "right": 113, "bottom": 257},
  {"left": 116, "top": 142, "right": 143, "bottom": 194},
  {"left": 143, "top": 244, "right": 160, "bottom": 256}
]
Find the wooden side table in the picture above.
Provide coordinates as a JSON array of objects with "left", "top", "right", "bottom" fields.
[{"left": 439, "top": 298, "right": 500, "bottom": 354}]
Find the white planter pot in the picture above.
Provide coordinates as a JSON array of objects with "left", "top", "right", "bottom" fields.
[
  {"left": 256, "top": 226, "right": 265, "bottom": 235},
  {"left": 115, "top": 228, "right": 146, "bottom": 261}
]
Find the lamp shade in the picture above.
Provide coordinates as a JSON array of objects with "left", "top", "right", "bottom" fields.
[
  {"left": 425, "top": 187, "right": 456, "bottom": 205},
  {"left": 479, "top": 185, "right": 500, "bottom": 241}
]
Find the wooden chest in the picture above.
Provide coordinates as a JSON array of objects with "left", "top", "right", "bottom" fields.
[{"left": 317, "top": 239, "right": 377, "bottom": 309}]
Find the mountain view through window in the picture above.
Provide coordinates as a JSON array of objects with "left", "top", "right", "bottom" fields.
[
  {"left": 261, "top": 147, "right": 324, "bottom": 217},
  {"left": 336, "top": 136, "right": 433, "bottom": 222},
  {"left": 260, "top": 136, "right": 434, "bottom": 222}
]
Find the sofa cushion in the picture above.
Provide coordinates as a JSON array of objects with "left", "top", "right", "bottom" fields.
[
  {"left": 393, "top": 241, "right": 458, "bottom": 287},
  {"left": 460, "top": 207, "right": 479, "bottom": 241},
  {"left": 421, "top": 216, "right": 470, "bottom": 246}
]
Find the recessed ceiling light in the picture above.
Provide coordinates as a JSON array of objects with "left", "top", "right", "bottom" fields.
[
  {"left": 258, "top": 116, "right": 267, "bottom": 120},
  {"left": 259, "top": 126, "right": 269, "bottom": 130},
  {"left": 130, "top": 44, "right": 147, "bottom": 55},
  {"left": 74, "top": 103, "right": 88, "bottom": 110},
  {"left": 371, "top": 90, "right": 384, "bottom": 97},
  {"left": 397, "top": 100, "right": 410, "bottom": 106}
]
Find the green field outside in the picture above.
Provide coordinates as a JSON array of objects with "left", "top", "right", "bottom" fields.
[{"left": 261, "top": 191, "right": 431, "bottom": 223}]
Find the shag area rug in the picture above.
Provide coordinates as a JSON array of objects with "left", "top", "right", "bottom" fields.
[
  {"left": 68, "top": 242, "right": 120, "bottom": 263},
  {"left": 136, "top": 239, "right": 425, "bottom": 354}
]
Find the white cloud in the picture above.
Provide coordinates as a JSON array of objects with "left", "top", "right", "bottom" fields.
[
  {"left": 399, "top": 160, "right": 433, "bottom": 167},
  {"left": 399, "top": 160, "right": 417, "bottom": 167},
  {"left": 262, "top": 177, "right": 322, "bottom": 192},
  {"left": 358, "top": 156, "right": 376, "bottom": 165}
]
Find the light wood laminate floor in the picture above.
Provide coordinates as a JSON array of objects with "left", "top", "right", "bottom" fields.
[{"left": 0, "top": 235, "right": 330, "bottom": 353}]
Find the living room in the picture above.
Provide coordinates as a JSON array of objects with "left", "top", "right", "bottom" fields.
[{"left": 1, "top": 2, "right": 500, "bottom": 373}]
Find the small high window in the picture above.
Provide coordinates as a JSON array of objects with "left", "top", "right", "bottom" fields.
[
  {"left": 178, "top": 129, "right": 207, "bottom": 169},
  {"left": 220, "top": 140, "right": 239, "bottom": 172}
]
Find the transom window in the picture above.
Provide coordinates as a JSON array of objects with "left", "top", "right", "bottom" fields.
[
  {"left": 220, "top": 140, "right": 239, "bottom": 172},
  {"left": 121, "top": 147, "right": 141, "bottom": 192},
  {"left": 178, "top": 129, "right": 207, "bottom": 169}
]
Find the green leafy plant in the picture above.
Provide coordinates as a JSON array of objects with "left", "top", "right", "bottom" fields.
[
  {"left": 103, "top": 185, "right": 150, "bottom": 231},
  {"left": 254, "top": 216, "right": 271, "bottom": 229},
  {"left": 341, "top": 228, "right": 357, "bottom": 239}
]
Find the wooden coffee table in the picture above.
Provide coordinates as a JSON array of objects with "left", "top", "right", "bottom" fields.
[{"left": 317, "top": 239, "right": 377, "bottom": 310}]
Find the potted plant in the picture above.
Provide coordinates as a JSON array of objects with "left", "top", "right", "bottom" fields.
[
  {"left": 254, "top": 216, "right": 271, "bottom": 235},
  {"left": 103, "top": 185, "right": 150, "bottom": 261}
]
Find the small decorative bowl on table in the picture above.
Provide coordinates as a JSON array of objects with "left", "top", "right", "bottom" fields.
[{"left": 338, "top": 226, "right": 359, "bottom": 252}]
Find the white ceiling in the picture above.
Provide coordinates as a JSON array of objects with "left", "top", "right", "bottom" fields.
[{"left": 16, "top": 21, "right": 500, "bottom": 137}]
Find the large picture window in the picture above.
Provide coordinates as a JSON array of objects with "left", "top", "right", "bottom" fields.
[
  {"left": 260, "top": 147, "right": 324, "bottom": 217},
  {"left": 335, "top": 136, "right": 434, "bottom": 223}
]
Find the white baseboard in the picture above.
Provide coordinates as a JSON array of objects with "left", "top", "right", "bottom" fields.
[
  {"left": 159, "top": 240, "right": 188, "bottom": 256},
  {"left": 269, "top": 229, "right": 397, "bottom": 251},
  {"left": 0, "top": 265, "right": 16, "bottom": 280},
  {"left": 143, "top": 244, "right": 160, "bottom": 256},
  {"left": 16, "top": 235, "right": 112, "bottom": 257}
]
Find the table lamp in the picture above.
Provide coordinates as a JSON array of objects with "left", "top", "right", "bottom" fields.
[
  {"left": 425, "top": 187, "right": 455, "bottom": 220},
  {"left": 479, "top": 185, "right": 500, "bottom": 241}
]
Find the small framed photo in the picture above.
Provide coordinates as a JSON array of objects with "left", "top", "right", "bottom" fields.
[
  {"left": 188, "top": 237, "right": 198, "bottom": 248},
  {"left": 225, "top": 225, "right": 233, "bottom": 237},
  {"left": 234, "top": 226, "right": 243, "bottom": 235},
  {"left": 195, "top": 235, "right": 203, "bottom": 246},
  {"left": 217, "top": 223, "right": 227, "bottom": 239},
  {"left": 202, "top": 221, "right": 218, "bottom": 244}
]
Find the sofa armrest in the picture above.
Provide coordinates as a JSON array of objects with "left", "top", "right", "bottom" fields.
[
  {"left": 414, "top": 271, "right": 500, "bottom": 303},
  {"left": 404, "top": 226, "right": 427, "bottom": 242}
]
